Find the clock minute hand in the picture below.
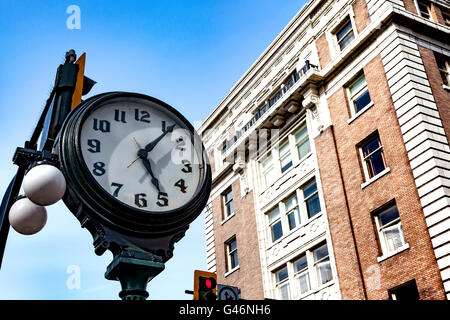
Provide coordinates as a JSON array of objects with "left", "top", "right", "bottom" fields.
[
  {"left": 138, "top": 151, "right": 161, "bottom": 192},
  {"left": 144, "top": 123, "right": 176, "bottom": 153}
]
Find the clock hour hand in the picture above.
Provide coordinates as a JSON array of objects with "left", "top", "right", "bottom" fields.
[
  {"left": 144, "top": 122, "right": 176, "bottom": 153},
  {"left": 138, "top": 150, "right": 161, "bottom": 192}
]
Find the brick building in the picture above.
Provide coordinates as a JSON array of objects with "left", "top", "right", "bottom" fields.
[{"left": 198, "top": 0, "right": 450, "bottom": 300}]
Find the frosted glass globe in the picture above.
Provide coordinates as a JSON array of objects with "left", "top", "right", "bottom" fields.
[
  {"left": 23, "top": 164, "right": 66, "bottom": 206},
  {"left": 9, "top": 198, "right": 47, "bottom": 235}
]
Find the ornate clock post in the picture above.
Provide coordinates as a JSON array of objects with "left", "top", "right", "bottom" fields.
[{"left": 58, "top": 92, "right": 212, "bottom": 300}]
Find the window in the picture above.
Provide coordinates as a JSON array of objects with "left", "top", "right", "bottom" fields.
[
  {"left": 359, "top": 133, "right": 387, "bottom": 180},
  {"left": 417, "top": 1, "right": 431, "bottom": 20},
  {"left": 303, "top": 180, "right": 321, "bottom": 218},
  {"left": 347, "top": 73, "right": 372, "bottom": 114},
  {"left": 275, "top": 266, "right": 291, "bottom": 300},
  {"left": 335, "top": 18, "right": 355, "bottom": 50},
  {"left": 268, "top": 207, "right": 283, "bottom": 242},
  {"left": 313, "top": 244, "right": 333, "bottom": 286},
  {"left": 285, "top": 195, "right": 300, "bottom": 230},
  {"left": 279, "top": 140, "right": 292, "bottom": 173},
  {"left": 294, "top": 254, "right": 311, "bottom": 295},
  {"left": 295, "top": 124, "right": 311, "bottom": 160},
  {"left": 262, "top": 155, "right": 276, "bottom": 186},
  {"left": 222, "top": 187, "right": 234, "bottom": 219},
  {"left": 374, "top": 203, "right": 407, "bottom": 256},
  {"left": 388, "top": 280, "right": 420, "bottom": 300},
  {"left": 435, "top": 53, "right": 450, "bottom": 86},
  {"left": 442, "top": 9, "right": 450, "bottom": 27},
  {"left": 226, "top": 237, "right": 239, "bottom": 271}
]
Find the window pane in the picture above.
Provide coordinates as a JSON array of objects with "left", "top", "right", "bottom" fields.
[
  {"left": 231, "top": 251, "right": 238, "bottom": 268},
  {"left": 280, "top": 283, "right": 291, "bottom": 300},
  {"left": 336, "top": 21, "right": 352, "bottom": 41},
  {"left": 354, "top": 90, "right": 371, "bottom": 112},
  {"left": 295, "top": 126, "right": 308, "bottom": 143},
  {"left": 276, "top": 266, "right": 289, "bottom": 283},
  {"left": 229, "top": 239, "right": 236, "bottom": 251},
  {"left": 306, "top": 194, "right": 321, "bottom": 218},
  {"left": 317, "top": 259, "right": 333, "bottom": 285},
  {"left": 288, "top": 211, "right": 296, "bottom": 230},
  {"left": 264, "top": 166, "right": 276, "bottom": 185},
  {"left": 269, "top": 207, "right": 280, "bottom": 222},
  {"left": 349, "top": 75, "right": 366, "bottom": 95},
  {"left": 298, "top": 139, "right": 311, "bottom": 159},
  {"left": 279, "top": 142, "right": 290, "bottom": 156},
  {"left": 272, "top": 220, "right": 283, "bottom": 241},
  {"left": 224, "top": 190, "right": 233, "bottom": 202},
  {"left": 280, "top": 153, "right": 292, "bottom": 173},
  {"left": 303, "top": 181, "right": 318, "bottom": 198},
  {"left": 384, "top": 224, "right": 405, "bottom": 252},
  {"left": 285, "top": 195, "right": 298, "bottom": 211},
  {"left": 226, "top": 201, "right": 234, "bottom": 216},
  {"left": 263, "top": 156, "right": 273, "bottom": 168},
  {"left": 362, "top": 136, "right": 381, "bottom": 156},
  {"left": 294, "top": 255, "right": 308, "bottom": 272},
  {"left": 299, "top": 272, "right": 311, "bottom": 294},
  {"left": 339, "top": 32, "right": 355, "bottom": 50},
  {"left": 366, "top": 149, "right": 386, "bottom": 177},
  {"left": 313, "top": 244, "right": 329, "bottom": 262},
  {"left": 379, "top": 205, "right": 400, "bottom": 226}
]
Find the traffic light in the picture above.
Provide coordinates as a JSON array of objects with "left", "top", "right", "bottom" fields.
[{"left": 193, "top": 270, "right": 217, "bottom": 301}]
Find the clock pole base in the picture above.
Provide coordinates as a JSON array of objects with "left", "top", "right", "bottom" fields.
[{"left": 104, "top": 248, "right": 165, "bottom": 300}]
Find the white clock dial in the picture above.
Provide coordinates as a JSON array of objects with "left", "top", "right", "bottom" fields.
[{"left": 79, "top": 98, "right": 204, "bottom": 213}]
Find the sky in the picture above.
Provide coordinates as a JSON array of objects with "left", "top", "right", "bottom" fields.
[{"left": 0, "top": 0, "right": 307, "bottom": 299}]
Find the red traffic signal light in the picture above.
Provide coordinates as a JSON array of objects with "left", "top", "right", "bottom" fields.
[{"left": 194, "top": 270, "right": 217, "bottom": 301}]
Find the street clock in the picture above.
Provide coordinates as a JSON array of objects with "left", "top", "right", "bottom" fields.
[{"left": 57, "top": 92, "right": 211, "bottom": 262}]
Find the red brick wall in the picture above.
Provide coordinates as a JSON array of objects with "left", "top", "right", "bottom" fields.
[
  {"left": 430, "top": 3, "right": 446, "bottom": 24},
  {"left": 403, "top": 0, "right": 418, "bottom": 14},
  {"left": 315, "top": 54, "right": 445, "bottom": 299},
  {"left": 352, "top": 0, "right": 370, "bottom": 34},
  {"left": 316, "top": 33, "right": 332, "bottom": 69},
  {"left": 418, "top": 45, "right": 450, "bottom": 144},
  {"left": 211, "top": 178, "right": 265, "bottom": 299}
]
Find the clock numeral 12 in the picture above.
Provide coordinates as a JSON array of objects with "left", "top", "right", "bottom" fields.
[
  {"left": 135, "top": 193, "right": 147, "bottom": 208},
  {"left": 174, "top": 179, "right": 187, "bottom": 193},
  {"left": 92, "top": 162, "right": 106, "bottom": 176},
  {"left": 157, "top": 192, "right": 169, "bottom": 207},
  {"left": 134, "top": 109, "right": 151, "bottom": 123}
]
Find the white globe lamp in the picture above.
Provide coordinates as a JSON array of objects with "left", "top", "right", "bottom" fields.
[
  {"left": 23, "top": 164, "right": 66, "bottom": 206},
  {"left": 9, "top": 197, "right": 47, "bottom": 235}
]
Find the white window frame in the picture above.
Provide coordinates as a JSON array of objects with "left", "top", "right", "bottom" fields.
[
  {"left": 294, "top": 123, "right": 311, "bottom": 162},
  {"left": 225, "top": 237, "right": 239, "bottom": 272},
  {"left": 275, "top": 266, "right": 291, "bottom": 300},
  {"left": 346, "top": 73, "right": 373, "bottom": 120},
  {"left": 268, "top": 206, "right": 283, "bottom": 243},
  {"left": 222, "top": 187, "right": 234, "bottom": 220},
  {"left": 359, "top": 134, "right": 388, "bottom": 182},
  {"left": 262, "top": 154, "right": 276, "bottom": 187},
  {"left": 284, "top": 194, "right": 301, "bottom": 231},
  {"left": 374, "top": 204, "right": 408, "bottom": 259},
  {"left": 302, "top": 179, "right": 322, "bottom": 220},
  {"left": 334, "top": 16, "right": 356, "bottom": 51},
  {"left": 416, "top": 0, "right": 432, "bottom": 20},
  {"left": 293, "top": 254, "right": 311, "bottom": 296},
  {"left": 278, "top": 139, "right": 293, "bottom": 174},
  {"left": 313, "top": 244, "right": 333, "bottom": 287},
  {"left": 435, "top": 53, "right": 450, "bottom": 88}
]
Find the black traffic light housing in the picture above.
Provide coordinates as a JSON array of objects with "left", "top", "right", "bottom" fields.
[{"left": 194, "top": 270, "right": 217, "bottom": 301}]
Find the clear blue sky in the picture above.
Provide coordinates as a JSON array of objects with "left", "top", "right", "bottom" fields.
[{"left": 0, "top": 0, "right": 306, "bottom": 299}]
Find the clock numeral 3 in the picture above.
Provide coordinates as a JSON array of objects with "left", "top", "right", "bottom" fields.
[
  {"left": 92, "top": 162, "right": 106, "bottom": 176},
  {"left": 93, "top": 119, "right": 110, "bottom": 133},
  {"left": 114, "top": 110, "right": 127, "bottom": 123},
  {"left": 111, "top": 183, "right": 123, "bottom": 197},
  {"left": 174, "top": 179, "right": 187, "bottom": 193},
  {"left": 156, "top": 192, "right": 169, "bottom": 207},
  {"left": 181, "top": 160, "right": 192, "bottom": 173},
  {"left": 87, "top": 139, "right": 101, "bottom": 153},
  {"left": 134, "top": 109, "right": 151, "bottom": 123},
  {"left": 135, "top": 193, "right": 147, "bottom": 208}
]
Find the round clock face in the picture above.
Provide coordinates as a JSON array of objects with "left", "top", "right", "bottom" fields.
[{"left": 79, "top": 97, "right": 204, "bottom": 213}]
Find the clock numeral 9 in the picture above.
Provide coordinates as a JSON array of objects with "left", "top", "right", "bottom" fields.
[
  {"left": 92, "top": 162, "right": 106, "bottom": 176},
  {"left": 135, "top": 193, "right": 147, "bottom": 208},
  {"left": 134, "top": 109, "right": 151, "bottom": 123},
  {"left": 87, "top": 139, "right": 101, "bottom": 153},
  {"left": 181, "top": 160, "right": 192, "bottom": 173},
  {"left": 93, "top": 119, "right": 110, "bottom": 133},
  {"left": 157, "top": 192, "right": 169, "bottom": 207},
  {"left": 174, "top": 179, "right": 187, "bottom": 193}
]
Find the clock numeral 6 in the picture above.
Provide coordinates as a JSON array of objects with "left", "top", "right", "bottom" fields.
[
  {"left": 87, "top": 139, "right": 101, "bottom": 153},
  {"left": 135, "top": 193, "right": 147, "bottom": 208},
  {"left": 174, "top": 179, "right": 187, "bottom": 193},
  {"left": 156, "top": 192, "right": 169, "bottom": 207},
  {"left": 92, "top": 162, "right": 106, "bottom": 176},
  {"left": 93, "top": 119, "right": 110, "bottom": 133},
  {"left": 181, "top": 160, "right": 192, "bottom": 173}
]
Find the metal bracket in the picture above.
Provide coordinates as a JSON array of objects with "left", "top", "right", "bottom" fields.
[{"left": 12, "top": 147, "right": 59, "bottom": 168}]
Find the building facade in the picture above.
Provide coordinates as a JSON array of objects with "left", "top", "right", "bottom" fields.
[{"left": 199, "top": 0, "right": 450, "bottom": 300}]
